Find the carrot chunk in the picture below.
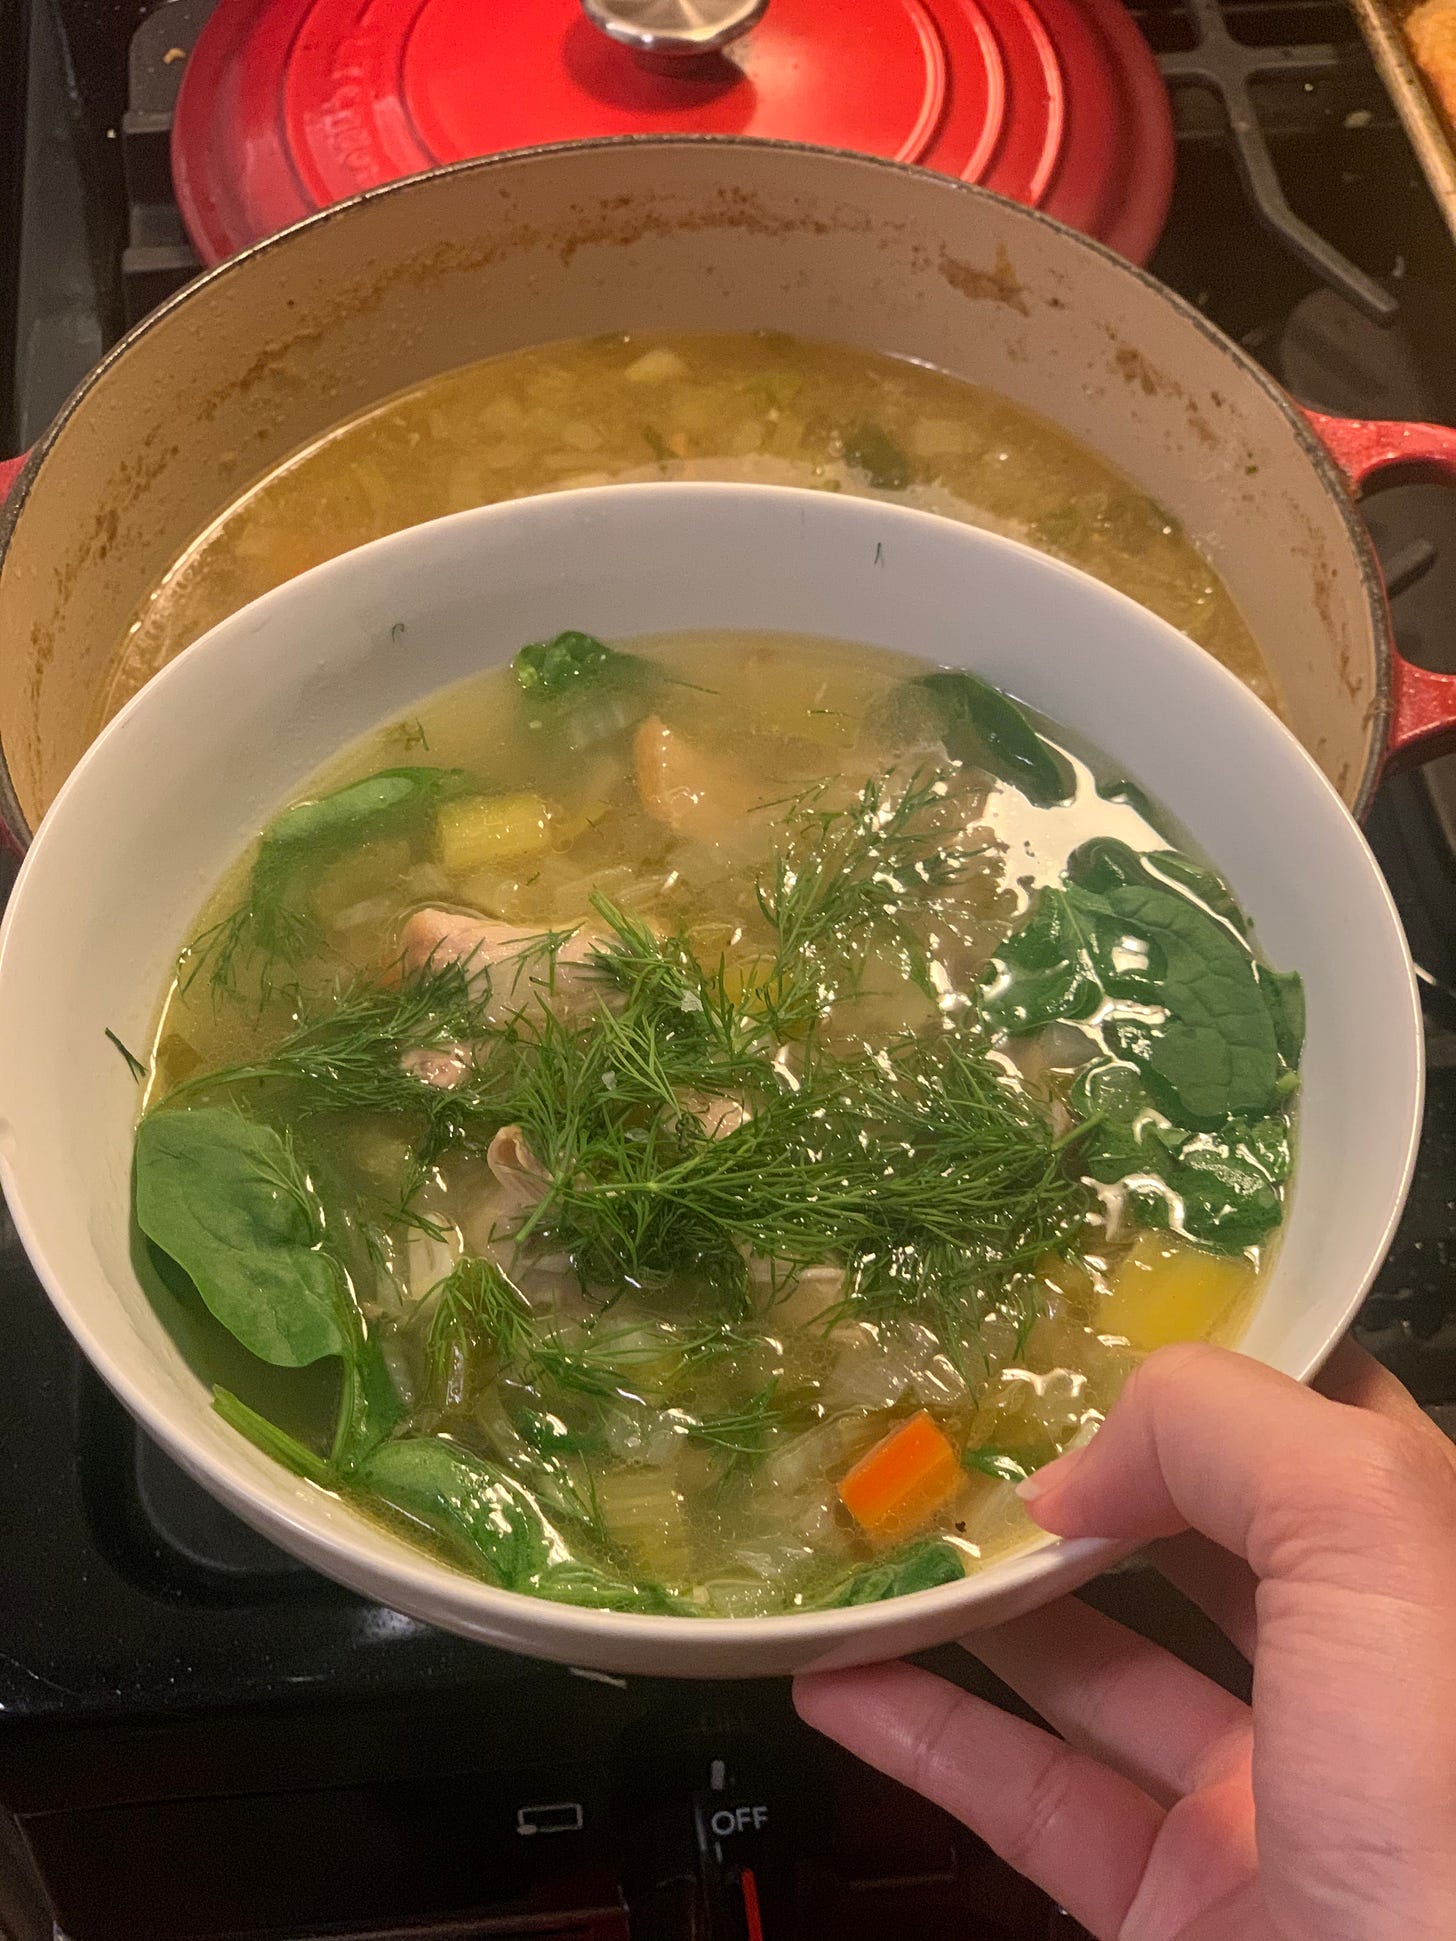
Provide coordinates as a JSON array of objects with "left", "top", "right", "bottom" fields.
[{"left": 838, "top": 1409, "right": 962, "bottom": 1545}]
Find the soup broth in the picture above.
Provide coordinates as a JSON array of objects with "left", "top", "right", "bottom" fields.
[
  {"left": 134, "top": 631, "right": 1300, "bottom": 1616},
  {"left": 102, "top": 334, "right": 1276, "bottom": 731}
]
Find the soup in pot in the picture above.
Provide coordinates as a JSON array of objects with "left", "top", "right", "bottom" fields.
[{"left": 101, "top": 334, "right": 1278, "bottom": 730}]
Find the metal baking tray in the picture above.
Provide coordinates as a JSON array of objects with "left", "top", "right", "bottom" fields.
[{"left": 1346, "top": 0, "right": 1456, "bottom": 251}]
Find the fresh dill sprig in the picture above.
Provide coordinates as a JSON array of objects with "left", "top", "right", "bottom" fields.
[
  {"left": 246, "top": 1118, "right": 325, "bottom": 1234},
  {"left": 505, "top": 1020, "right": 1082, "bottom": 1346},
  {"left": 180, "top": 896, "right": 323, "bottom": 1007},
  {"left": 753, "top": 768, "right": 971, "bottom": 1024},
  {"left": 522, "top": 1319, "right": 756, "bottom": 1405},
  {"left": 105, "top": 1027, "right": 147, "bottom": 1081},
  {"left": 533, "top": 1455, "right": 608, "bottom": 1548},
  {"left": 584, "top": 894, "right": 769, "bottom": 1080},
  {"left": 526, "top": 1329, "right": 664, "bottom": 1401},
  {"left": 686, "top": 1379, "right": 794, "bottom": 1480},
  {"left": 167, "top": 757, "right": 1072, "bottom": 1368},
  {"left": 420, "top": 1257, "right": 762, "bottom": 1424},
  {"left": 423, "top": 1256, "right": 534, "bottom": 1398},
  {"left": 584, "top": 771, "right": 972, "bottom": 1047},
  {"left": 181, "top": 765, "right": 480, "bottom": 1004},
  {"left": 170, "top": 934, "right": 581, "bottom": 1114}
]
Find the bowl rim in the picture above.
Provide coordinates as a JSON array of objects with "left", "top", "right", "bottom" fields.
[{"left": 0, "top": 480, "right": 1425, "bottom": 1659}]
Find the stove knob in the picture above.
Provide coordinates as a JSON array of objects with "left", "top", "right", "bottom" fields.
[
  {"left": 621, "top": 1780, "right": 784, "bottom": 1938},
  {"left": 693, "top": 1791, "right": 775, "bottom": 1938}
]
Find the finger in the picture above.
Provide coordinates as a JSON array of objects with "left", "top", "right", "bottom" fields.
[
  {"left": 794, "top": 1661, "right": 1162, "bottom": 1940},
  {"left": 1017, "top": 1342, "right": 1456, "bottom": 1596},
  {"left": 1315, "top": 1335, "right": 1433, "bottom": 1430},
  {"left": 1150, "top": 1531, "right": 1258, "bottom": 1660},
  {"left": 962, "top": 1596, "right": 1252, "bottom": 1805},
  {"left": 1120, "top": 1341, "right": 1434, "bottom": 1658}
]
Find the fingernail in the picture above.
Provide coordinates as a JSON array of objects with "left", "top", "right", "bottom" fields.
[{"left": 1016, "top": 1444, "right": 1087, "bottom": 1503}]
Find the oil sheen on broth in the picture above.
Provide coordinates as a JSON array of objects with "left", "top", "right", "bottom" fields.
[
  {"left": 100, "top": 334, "right": 1276, "bottom": 731},
  {"left": 133, "top": 632, "right": 1302, "bottom": 1617}
]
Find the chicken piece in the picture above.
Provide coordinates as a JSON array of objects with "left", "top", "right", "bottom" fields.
[
  {"left": 400, "top": 908, "right": 604, "bottom": 1020},
  {"left": 399, "top": 1043, "right": 474, "bottom": 1090},
  {"left": 633, "top": 716, "right": 766, "bottom": 850},
  {"left": 1408, "top": 0, "right": 1456, "bottom": 124},
  {"left": 404, "top": 1227, "right": 462, "bottom": 1303},
  {"left": 487, "top": 1123, "right": 551, "bottom": 1216},
  {"left": 676, "top": 1088, "right": 750, "bottom": 1139}
]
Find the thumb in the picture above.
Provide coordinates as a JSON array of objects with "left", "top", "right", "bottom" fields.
[{"left": 1017, "top": 1341, "right": 1452, "bottom": 1591}]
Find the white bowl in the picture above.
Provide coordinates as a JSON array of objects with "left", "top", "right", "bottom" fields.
[{"left": 0, "top": 484, "right": 1423, "bottom": 1677}]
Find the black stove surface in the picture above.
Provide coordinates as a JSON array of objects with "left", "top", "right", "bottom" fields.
[{"left": 3, "top": 0, "right": 1456, "bottom": 1931}]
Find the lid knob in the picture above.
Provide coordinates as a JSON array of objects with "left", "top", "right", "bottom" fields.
[{"left": 580, "top": 0, "right": 768, "bottom": 69}]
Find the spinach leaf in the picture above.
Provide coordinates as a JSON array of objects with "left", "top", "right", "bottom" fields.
[
  {"left": 514, "top": 631, "right": 617, "bottom": 698},
  {"left": 1172, "top": 1144, "right": 1283, "bottom": 1251},
  {"left": 1068, "top": 1061, "right": 1290, "bottom": 1252},
  {"left": 914, "top": 670, "right": 1073, "bottom": 808},
  {"left": 512, "top": 631, "right": 661, "bottom": 752},
  {"left": 198, "top": 766, "right": 474, "bottom": 989},
  {"left": 983, "top": 887, "right": 1102, "bottom": 1035},
  {"left": 1258, "top": 965, "right": 1306, "bottom": 1065},
  {"left": 1010, "top": 845, "right": 1303, "bottom": 1253},
  {"left": 359, "top": 1436, "right": 558, "bottom": 1591},
  {"left": 334, "top": 1328, "right": 408, "bottom": 1471},
  {"left": 213, "top": 1385, "right": 336, "bottom": 1488},
  {"left": 994, "top": 841, "right": 1288, "bottom": 1130},
  {"left": 253, "top": 766, "right": 472, "bottom": 912},
  {"left": 260, "top": 766, "right": 469, "bottom": 865},
  {"left": 962, "top": 1446, "right": 1035, "bottom": 1486},
  {"left": 134, "top": 1107, "right": 350, "bottom": 1367},
  {"left": 1069, "top": 1058, "right": 1145, "bottom": 1124},
  {"left": 1096, "top": 775, "right": 1175, "bottom": 839},
  {"left": 1064, "top": 835, "right": 1145, "bottom": 893},
  {"left": 1078, "top": 1115, "right": 1176, "bottom": 1191},
  {"left": 535, "top": 1559, "right": 684, "bottom": 1615},
  {"left": 842, "top": 423, "right": 913, "bottom": 491},
  {"left": 1241, "top": 1114, "right": 1293, "bottom": 1184},
  {"left": 1146, "top": 850, "right": 1249, "bottom": 936},
  {"left": 1083, "top": 1129, "right": 1282, "bottom": 1251},
  {"left": 359, "top": 1437, "right": 682, "bottom": 1608},
  {"left": 1094, "top": 871, "right": 1282, "bottom": 1126},
  {"left": 824, "top": 1538, "right": 965, "bottom": 1606}
]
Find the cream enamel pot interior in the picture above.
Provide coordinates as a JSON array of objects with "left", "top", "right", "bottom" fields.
[
  {"left": 0, "top": 483, "right": 1423, "bottom": 1678},
  {"left": 2, "top": 138, "right": 1456, "bottom": 848}
]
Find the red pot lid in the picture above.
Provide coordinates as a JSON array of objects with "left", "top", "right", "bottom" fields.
[{"left": 172, "top": 0, "right": 1174, "bottom": 268}]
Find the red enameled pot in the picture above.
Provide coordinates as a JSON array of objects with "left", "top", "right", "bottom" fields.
[{"left": 1, "top": 140, "right": 1453, "bottom": 849}]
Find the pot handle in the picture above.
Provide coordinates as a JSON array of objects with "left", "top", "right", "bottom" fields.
[{"left": 1304, "top": 408, "right": 1456, "bottom": 772}]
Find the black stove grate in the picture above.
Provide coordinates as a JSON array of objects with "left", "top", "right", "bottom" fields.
[{"left": 1146, "top": 0, "right": 1401, "bottom": 314}]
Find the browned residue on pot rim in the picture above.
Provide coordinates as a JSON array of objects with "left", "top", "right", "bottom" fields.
[
  {"left": 1107, "top": 336, "right": 1221, "bottom": 450},
  {"left": 937, "top": 243, "right": 1030, "bottom": 315}
]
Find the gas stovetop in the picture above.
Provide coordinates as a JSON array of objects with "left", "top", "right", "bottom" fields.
[{"left": 2, "top": 0, "right": 1455, "bottom": 1932}]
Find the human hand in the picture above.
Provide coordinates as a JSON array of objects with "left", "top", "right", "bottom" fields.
[{"left": 794, "top": 1340, "right": 1456, "bottom": 1940}]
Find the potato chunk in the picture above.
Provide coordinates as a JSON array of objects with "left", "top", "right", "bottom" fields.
[
  {"left": 1101, "top": 1234, "right": 1255, "bottom": 1352},
  {"left": 436, "top": 793, "right": 551, "bottom": 873}
]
